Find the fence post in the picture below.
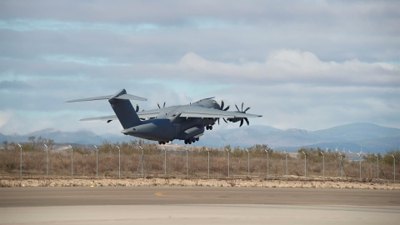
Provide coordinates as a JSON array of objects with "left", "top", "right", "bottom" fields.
[
  {"left": 186, "top": 148, "right": 189, "bottom": 179},
  {"left": 225, "top": 148, "right": 230, "bottom": 178},
  {"left": 375, "top": 154, "right": 379, "bottom": 182},
  {"left": 206, "top": 148, "right": 210, "bottom": 179},
  {"left": 284, "top": 151, "right": 288, "bottom": 181},
  {"left": 357, "top": 153, "right": 362, "bottom": 181},
  {"left": 139, "top": 146, "right": 144, "bottom": 178},
  {"left": 116, "top": 146, "right": 121, "bottom": 179},
  {"left": 302, "top": 151, "right": 307, "bottom": 179},
  {"left": 94, "top": 145, "right": 98, "bottom": 178},
  {"left": 245, "top": 149, "right": 250, "bottom": 178},
  {"left": 69, "top": 145, "right": 73, "bottom": 179},
  {"left": 321, "top": 151, "right": 325, "bottom": 181},
  {"left": 163, "top": 147, "right": 167, "bottom": 178},
  {"left": 265, "top": 149, "right": 269, "bottom": 180},
  {"left": 18, "top": 144, "right": 22, "bottom": 178},
  {"left": 44, "top": 144, "right": 49, "bottom": 178},
  {"left": 392, "top": 155, "right": 396, "bottom": 183}
]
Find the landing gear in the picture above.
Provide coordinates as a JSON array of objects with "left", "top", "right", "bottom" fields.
[
  {"left": 184, "top": 137, "right": 200, "bottom": 145},
  {"left": 206, "top": 125, "right": 213, "bottom": 130},
  {"left": 158, "top": 141, "right": 167, "bottom": 145}
]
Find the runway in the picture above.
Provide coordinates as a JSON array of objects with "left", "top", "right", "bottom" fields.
[{"left": 1, "top": 187, "right": 399, "bottom": 224}]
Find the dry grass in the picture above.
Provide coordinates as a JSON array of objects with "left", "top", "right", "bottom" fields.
[{"left": 1, "top": 142, "right": 399, "bottom": 185}]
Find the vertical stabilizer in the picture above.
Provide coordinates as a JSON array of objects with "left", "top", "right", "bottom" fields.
[{"left": 109, "top": 89, "right": 142, "bottom": 129}]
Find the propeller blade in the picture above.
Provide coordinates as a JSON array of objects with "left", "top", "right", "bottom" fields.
[
  {"left": 235, "top": 104, "right": 240, "bottom": 111},
  {"left": 223, "top": 118, "right": 228, "bottom": 123},
  {"left": 220, "top": 100, "right": 224, "bottom": 110},
  {"left": 135, "top": 104, "right": 139, "bottom": 112},
  {"left": 244, "top": 106, "right": 251, "bottom": 113},
  {"left": 239, "top": 119, "right": 244, "bottom": 127},
  {"left": 224, "top": 105, "right": 230, "bottom": 111},
  {"left": 163, "top": 102, "right": 166, "bottom": 108},
  {"left": 244, "top": 118, "right": 249, "bottom": 126},
  {"left": 157, "top": 103, "right": 161, "bottom": 109},
  {"left": 217, "top": 118, "right": 220, "bottom": 125},
  {"left": 241, "top": 102, "right": 244, "bottom": 111}
]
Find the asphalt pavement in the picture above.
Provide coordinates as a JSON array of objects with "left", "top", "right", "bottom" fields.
[{"left": 1, "top": 187, "right": 399, "bottom": 225}]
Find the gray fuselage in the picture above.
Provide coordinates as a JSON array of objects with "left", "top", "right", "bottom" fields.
[{"left": 122, "top": 99, "right": 220, "bottom": 142}]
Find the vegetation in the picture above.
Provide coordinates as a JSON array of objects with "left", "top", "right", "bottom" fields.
[{"left": 1, "top": 137, "right": 399, "bottom": 182}]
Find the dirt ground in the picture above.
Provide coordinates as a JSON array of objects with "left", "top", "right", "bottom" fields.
[{"left": 1, "top": 177, "right": 399, "bottom": 190}]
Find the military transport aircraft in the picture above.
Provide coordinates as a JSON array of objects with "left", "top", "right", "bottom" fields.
[{"left": 68, "top": 89, "right": 262, "bottom": 145}]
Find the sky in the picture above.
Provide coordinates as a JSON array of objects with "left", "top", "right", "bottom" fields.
[{"left": 0, "top": 0, "right": 399, "bottom": 136}]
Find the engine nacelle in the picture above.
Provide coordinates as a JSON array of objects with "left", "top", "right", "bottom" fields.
[{"left": 227, "top": 118, "right": 242, "bottom": 123}]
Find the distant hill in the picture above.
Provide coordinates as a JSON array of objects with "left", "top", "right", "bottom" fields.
[
  {"left": 1, "top": 123, "right": 399, "bottom": 153},
  {"left": 0, "top": 128, "right": 106, "bottom": 145},
  {"left": 194, "top": 123, "right": 400, "bottom": 153},
  {"left": 310, "top": 123, "right": 400, "bottom": 141}
]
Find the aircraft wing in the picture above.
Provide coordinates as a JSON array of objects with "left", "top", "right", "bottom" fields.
[
  {"left": 179, "top": 107, "right": 262, "bottom": 119},
  {"left": 79, "top": 109, "right": 161, "bottom": 122},
  {"left": 78, "top": 105, "right": 261, "bottom": 121}
]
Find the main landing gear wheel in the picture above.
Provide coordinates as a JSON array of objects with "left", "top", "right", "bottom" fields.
[{"left": 184, "top": 137, "right": 199, "bottom": 145}]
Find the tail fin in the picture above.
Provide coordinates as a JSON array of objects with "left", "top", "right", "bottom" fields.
[
  {"left": 67, "top": 89, "right": 147, "bottom": 129},
  {"left": 108, "top": 89, "right": 143, "bottom": 129}
]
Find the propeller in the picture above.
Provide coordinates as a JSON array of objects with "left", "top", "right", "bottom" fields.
[
  {"left": 228, "top": 102, "right": 250, "bottom": 127},
  {"left": 235, "top": 102, "right": 251, "bottom": 113},
  {"left": 218, "top": 100, "right": 230, "bottom": 125},
  {"left": 220, "top": 100, "right": 230, "bottom": 111},
  {"left": 157, "top": 102, "right": 166, "bottom": 109}
]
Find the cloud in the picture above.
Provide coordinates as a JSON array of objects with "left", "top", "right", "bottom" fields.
[
  {"left": 0, "top": 1, "right": 399, "bottom": 135},
  {"left": 1, "top": 1, "right": 398, "bottom": 63},
  {"left": 1, "top": 1, "right": 398, "bottom": 27},
  {"left": 163, "top": 50, "right": 400, "bottom": 88},
  {"left": 41, "top": 54, "right": 131, "bottom": 66},
  {"left": 0, "top": 19, "right": 170, "bottom": 34},
  {"left": 0, "top": 80, "right": 31, "bottom": 89},
  {"left": 1, "top": 49, "right": 399, "bottom": 133}
]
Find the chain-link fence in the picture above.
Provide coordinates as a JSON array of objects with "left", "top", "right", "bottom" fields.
[{"left": 1, "top": 142, "right": 399, "bottom": 183}]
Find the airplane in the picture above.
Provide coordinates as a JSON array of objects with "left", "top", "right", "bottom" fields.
[{"left": 67, "top": 89, "right": 262, "bottom": 145}]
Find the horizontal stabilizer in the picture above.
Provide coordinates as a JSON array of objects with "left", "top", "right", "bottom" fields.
[
  {"left": 67, "top": 95, "right": 113, "bottom": 103},
  {"left": 67, "top": 91, "right": 147, "bottom": 103},
  {"left": 67, "top": 88, "right": 145, "bottom": 129},
  {"left": 115, "top": 94, "right": 147, "bottom": 101},
  {"left": 80, "top": 115, "right": 117, "bottom": 121}
]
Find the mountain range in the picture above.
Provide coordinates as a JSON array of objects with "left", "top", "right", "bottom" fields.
[
  {"left": 1, "top": 123, "right": 399, "bottom": 153},
  {"left": 195, "top": 123, "right": 400, "bottom": 153}
]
